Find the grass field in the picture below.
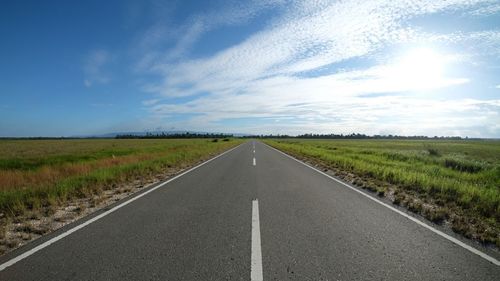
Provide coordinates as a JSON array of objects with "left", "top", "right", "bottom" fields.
[
  {"left": 0, "top": 138, "right": 241, "bottom": 217},
  {"left": 264, "top": 139, "right": 500, "bottom": 245}
]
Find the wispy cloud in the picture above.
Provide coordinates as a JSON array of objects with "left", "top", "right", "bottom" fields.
[
  {"left": 468, "top": 2, "right": 500, "bottom": 16},
  {"left": 142, "top": 99, "right": 160, "bottom": 106},
  {"left": 136, "top": 0, "right": 499, "bottom": 136},
  {"left": 83, "top": 49, "right": 112, "bottom": 87},
  {"left": 135, "top": 0, "right": 286, "bottom": 71},
  {"left": 146, "top": 0, "right": 491, "bottom": 95},
  {"left": 146, "top": 96, "right": 500, "bottom": 137},
  {"left": 413, "top": 30, "right": 500, "bottom": 61}
]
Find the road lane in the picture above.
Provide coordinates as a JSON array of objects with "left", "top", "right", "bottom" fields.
[
  {"left": 0, "top": 142, "right": 257, "bottom": 281},
  {"left": 254, "top": 141, "right": 499, "bottom": 280}
]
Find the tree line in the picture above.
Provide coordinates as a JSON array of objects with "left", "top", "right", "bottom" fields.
[
  {"left": 115, "top": 132, "right": 234, "bottom": 139},
  {"left": 243, "top": 133, "right": 466, "bottom": 140}
]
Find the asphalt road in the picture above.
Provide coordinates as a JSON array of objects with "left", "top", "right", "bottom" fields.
[{"left": 0, "top": 141, "right": 498, "bottom": 280}]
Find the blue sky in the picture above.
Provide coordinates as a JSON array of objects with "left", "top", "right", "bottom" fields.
[{"left": 1, "top": 0, "right": 500, "bottom": 137}]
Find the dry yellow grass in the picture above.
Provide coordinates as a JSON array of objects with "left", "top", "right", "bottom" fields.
[
  {"left": 0, "top": 138, "right": 242, "bottom": 215},
  {"left": 0, "top": 154, "right": 153, "bottom": 192}
]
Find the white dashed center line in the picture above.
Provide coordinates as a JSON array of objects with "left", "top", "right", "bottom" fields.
[{"left": 251, "top": 199, "right": 263, "bottom": 281}]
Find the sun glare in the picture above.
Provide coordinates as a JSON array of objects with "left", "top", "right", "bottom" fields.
[{"left": 390, "top": 47, "right": 447, "bottom": 89}]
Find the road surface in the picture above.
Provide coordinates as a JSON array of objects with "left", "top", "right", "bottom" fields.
[{"left": 0, "top": 141, "right": 498, "bottom": 280}]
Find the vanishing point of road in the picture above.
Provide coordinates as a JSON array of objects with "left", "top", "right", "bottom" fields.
[{"left": 0, "top": 141, "right": 498, "bottom": 280}]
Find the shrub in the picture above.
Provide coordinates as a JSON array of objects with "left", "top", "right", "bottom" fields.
[
  {"left": 427, "top": 147, "right": 440, "bottom": 156},
  {"left": 443, "top": 157, "right": 484, "bottom": 173}
]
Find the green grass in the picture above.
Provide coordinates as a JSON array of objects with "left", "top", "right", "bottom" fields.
[
  {"left": 264, "top": 139, "right": 500, "bottom": 222},
  {"left": 0, "top": 138, "right": 242, "bottom": 216}
]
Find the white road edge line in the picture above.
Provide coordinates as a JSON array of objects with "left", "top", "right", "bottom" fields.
[
  {"left": 0, "top": 143, "right": 245, "bottom": 272},
  {"left": 251, "top": 199, "right": 264, "bottom": 281},
  {"left": 263, "top": 142, "right": 500, "bottom": 266},
  {"left": 253, "top": 157, "right": 256, "bottom": 166}
]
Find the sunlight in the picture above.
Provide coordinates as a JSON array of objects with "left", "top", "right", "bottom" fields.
[{"left": 390, "top": 47, "right": 447, "bottom": 89}]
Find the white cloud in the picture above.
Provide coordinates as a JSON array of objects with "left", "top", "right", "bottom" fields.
[
  {"left": 468, "top": 2, "right": 500, "bottom": 16},
  {"left": 136, "top": 0, "right": 499, "bottom": 137},
  {"left": 145, "top": 95, "right": 500, "bottom": 137},
  {"left": 426, "top": 30, "right": 500, "bottom": 59},
  {"left": 135, "top": 0, "right": 287, "bottom": 71},
  {"left": 143, "top": 67, "right": 474, "bottom": 135},
  {"left": 147, "top": 0, "right": 489, "bottom": 96}
]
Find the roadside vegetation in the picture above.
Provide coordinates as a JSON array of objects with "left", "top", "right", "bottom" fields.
[
  {"left": 0, "top": 138, "right": 241, "bottom": 254},
  {"left": 0, "top": 138, "right": 240, "bottom": 216},
  {"left": 264, "top": 139, "right": 500, "bottom": 247}
]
